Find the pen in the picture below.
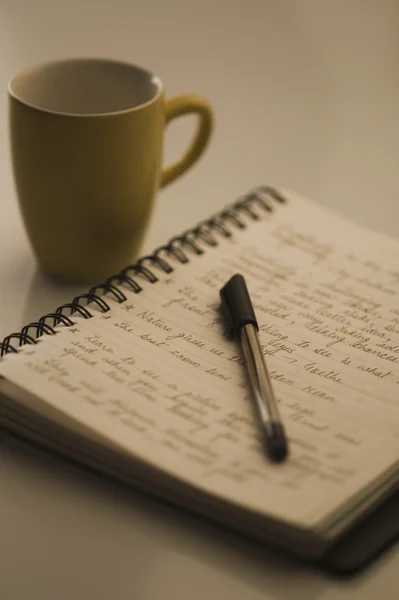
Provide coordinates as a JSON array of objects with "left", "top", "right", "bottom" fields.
[{"left": 220, "top": 274, "right": 289, "bottom": 462}]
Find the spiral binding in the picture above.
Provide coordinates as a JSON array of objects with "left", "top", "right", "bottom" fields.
[{"left": 0, "top": 186, "right": 285, "bottom": 357}]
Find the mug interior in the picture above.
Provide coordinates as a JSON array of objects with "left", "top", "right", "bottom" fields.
[{"left": 9, "top": 59, "right": 162, "bottom": 116}]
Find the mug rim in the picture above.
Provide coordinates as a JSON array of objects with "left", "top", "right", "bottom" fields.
[{"left": 8, "top": 57, "right": 164, "bottom": 118}]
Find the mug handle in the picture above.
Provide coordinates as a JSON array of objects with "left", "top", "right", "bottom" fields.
[{"left": 160, "top": 94, "right": 213, "bottom": 188}]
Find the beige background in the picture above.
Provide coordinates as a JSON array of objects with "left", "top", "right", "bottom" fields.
[{"left": 1, "top": 1, "right": 399, "bottom": 598}]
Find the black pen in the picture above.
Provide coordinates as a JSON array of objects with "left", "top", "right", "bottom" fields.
[{"left": 220, "top": 274, "right": 289, "bottom": 462}]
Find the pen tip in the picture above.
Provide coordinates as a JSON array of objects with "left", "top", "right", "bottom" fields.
[
  {"left": 269, "top": 438, "right": 288, "bottom": 462},
  {"left": 265, "top": 423, "right": 289, "bottom": 462}
]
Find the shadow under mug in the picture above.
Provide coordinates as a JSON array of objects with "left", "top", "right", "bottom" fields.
[{"left": 8, "top": 58, "right": 213, "bottom": 283}]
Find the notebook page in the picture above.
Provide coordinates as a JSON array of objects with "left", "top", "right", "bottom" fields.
[{"left": 1, "top": 190, "right": 398, "bottom": 530}]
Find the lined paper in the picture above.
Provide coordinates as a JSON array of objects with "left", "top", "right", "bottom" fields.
[{"left": 1, "top": 189, "right": 398, "bottom": 529}]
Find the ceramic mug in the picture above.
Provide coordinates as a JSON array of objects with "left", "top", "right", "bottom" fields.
[{"left": 8, "top": 58, "right": 213, "bottom": 282}]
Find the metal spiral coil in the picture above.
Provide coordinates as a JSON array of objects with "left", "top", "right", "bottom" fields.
[{"left": 0, "top": 186, "right": 285, "bottom": 357}]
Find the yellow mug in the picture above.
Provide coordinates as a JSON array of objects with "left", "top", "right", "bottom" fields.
[{"left": 8, "top": 58, "right": 213, "bottom": 282}]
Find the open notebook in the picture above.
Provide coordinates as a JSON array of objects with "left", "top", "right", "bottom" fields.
[{"left": 1, "top": 187, "right": 398, "bottom": 562}]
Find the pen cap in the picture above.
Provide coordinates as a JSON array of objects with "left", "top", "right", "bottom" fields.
[{"left": 220, "top": 274, "right": 258, "bottom": 338}]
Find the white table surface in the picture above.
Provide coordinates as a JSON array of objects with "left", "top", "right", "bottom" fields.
[{"left": 1, "top": 1, "right": 399, "bottom": 598}]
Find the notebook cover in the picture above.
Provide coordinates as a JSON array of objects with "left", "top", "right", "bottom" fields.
[{"left": 319, "top": 487, "right": 399, "bottom": 573}]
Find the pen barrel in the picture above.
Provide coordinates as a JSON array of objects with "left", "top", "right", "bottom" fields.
[
  {"left": 241, "top": 324, "right": 288, "bottom": 461},
  {"left": 240, "top": 324, "right": 282, "bottom": 424}
]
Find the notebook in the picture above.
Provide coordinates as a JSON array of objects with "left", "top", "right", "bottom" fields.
[{"left": 1, "top": 186, "right": 398, "bottom": 569}]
